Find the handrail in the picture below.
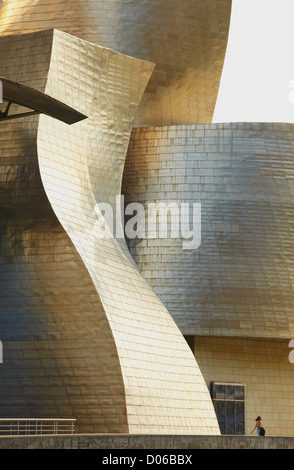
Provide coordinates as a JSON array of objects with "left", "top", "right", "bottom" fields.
[{"left": 0, "top": 418, "right": 76, "bottom": 435}]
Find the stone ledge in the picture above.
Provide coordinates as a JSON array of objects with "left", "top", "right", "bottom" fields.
[{"left": 0, "top": 434, "right": 293, "bottom": 449}]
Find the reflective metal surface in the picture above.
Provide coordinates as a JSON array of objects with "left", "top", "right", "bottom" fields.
[
  {"left": 0, "top": 0, "right": 232, "bottom": 126},
  {"left": 0, "top": 29, "right": 220, "bottom": 434},
  {"left": 123, "top": 123, "right": 294, "bottom": 339}
]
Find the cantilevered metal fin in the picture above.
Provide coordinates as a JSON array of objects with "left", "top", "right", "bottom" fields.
[{"left": 0, "top": 77, "right": 88, "bottom": 124}]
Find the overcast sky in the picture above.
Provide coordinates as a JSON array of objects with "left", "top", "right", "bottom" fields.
[{"left": 213, "top": 0, "right": 294, "bottom": 123}]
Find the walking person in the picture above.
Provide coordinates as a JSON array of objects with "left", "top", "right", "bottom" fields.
[{"left": 251, "top": 416, "right": 266, "bottom": 436}]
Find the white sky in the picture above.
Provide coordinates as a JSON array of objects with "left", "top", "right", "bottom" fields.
[{"left": 213, "top": 0, "right": 294, "bottom": 123}]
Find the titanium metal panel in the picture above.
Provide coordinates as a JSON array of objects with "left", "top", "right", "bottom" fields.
[
  {"left": 0, "top": 0, "right": 232, "bottom": 126},
  {"left": 123, "top": 123, "right": 294, "bottom": 340},
  {"left": 0, "top": 29, "right": 220, "bottom": 435}
]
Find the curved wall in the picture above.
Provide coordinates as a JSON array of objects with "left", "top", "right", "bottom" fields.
[
  {"left": 0, "top": 29, "right": 220, "bottom": 434},
  {"left": 123, "top": 123, "right": 294, "bottom": 340},
  {"left": 0, "top": 0, "right": 232, "bottom": 126},
  {"left": 0, "top": 29, "right": 129, "bottom": 434}
]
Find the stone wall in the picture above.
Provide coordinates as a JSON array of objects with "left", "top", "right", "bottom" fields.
[
  {"left": 195, "top": 336, "right": 294, "bottom": 436},
  {"left": 0, "top": 434, "right": 293, "bottom": 449}
]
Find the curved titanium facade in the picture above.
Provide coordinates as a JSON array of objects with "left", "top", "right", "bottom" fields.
[
  {"left": 0, "top": 0, "right": 232, "bottom": 126},
  {"left": 0, "top": 29, "right": 220, "bottom": 434},
  {"left": 123, "top": 123, "right": 294, "bottom": 340}
]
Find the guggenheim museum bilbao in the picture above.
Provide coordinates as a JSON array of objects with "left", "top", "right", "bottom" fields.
[{"left": 0, "top": 0, "right": 294, "bottom": 436}]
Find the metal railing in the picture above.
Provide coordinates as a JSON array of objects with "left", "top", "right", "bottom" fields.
[{"left": 0, "top": 418, "right": 76, "bottom": 436}]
